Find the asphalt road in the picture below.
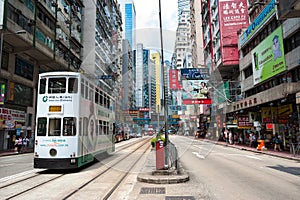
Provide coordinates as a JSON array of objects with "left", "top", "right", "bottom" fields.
[
  {"left": 170, "top": 135, "right": 300, "bottom": 200},
  {"left": 1, "top": 136, "right": 299, "bottom": 200}
]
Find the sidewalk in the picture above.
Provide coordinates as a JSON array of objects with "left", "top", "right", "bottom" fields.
[
  {"left": 0, "top": 148, "right": 34, "bottom": 157},
  {"left": 206, "top": 139, "right": 300, "bottom": 162}
]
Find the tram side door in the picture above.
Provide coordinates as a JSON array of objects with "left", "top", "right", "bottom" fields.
[{"left": 79, "top": 117, "right": 88, "bottom": 163}]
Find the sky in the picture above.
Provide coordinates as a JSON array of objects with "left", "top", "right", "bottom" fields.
[{"left": 134, "top": 0, "right": 178, "bottom": 60}]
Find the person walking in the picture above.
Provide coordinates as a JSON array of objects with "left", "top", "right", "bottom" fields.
[
  {"left": 273, "top": 133, "right": 282, "bottom": 151},
  {"left": 22, "top": 136, "right": 29, "bottom": 153},
  {"left": 16, "top": 137, "right": 23, "bottom": 153}
]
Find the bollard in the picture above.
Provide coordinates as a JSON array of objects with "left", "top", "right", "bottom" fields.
[{"left": 156, "top": 140, "right": 164, "bottom": 170}]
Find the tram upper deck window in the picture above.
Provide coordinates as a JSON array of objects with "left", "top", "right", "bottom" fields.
[
  {"left": 48, "top": 78, "right": 66, "bottom": 94},
  {"left": 63, "top": 117, "right": 77, "bottom": 136},
  {"left": 39, "top": 78, "right": 46, "bottom": 94},
  {"left": 37, "top": 117, "right": 47, "bottom": 136},
  {"left": 49, "top": 118, "right": 61, "bottom": 136},
  {"left": 68, "top": 78, "right": 78, "bottom": 93}
]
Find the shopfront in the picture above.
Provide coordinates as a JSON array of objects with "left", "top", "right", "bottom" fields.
[{"left": 0, "top": 108, "right": 27, "bottom": 151}]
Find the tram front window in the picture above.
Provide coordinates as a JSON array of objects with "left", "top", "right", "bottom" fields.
[
  {"left": 48, "top": 78, "right": 66, "bottom": 94},
  {"left": 63, "top": 117, "right": 77, "bottom": 136},
  {"left": 68, "top": 78, "right": 78, "bottom": 93},
  {"left": 49, "top": 118, "right": 61, "bottom": 136},
  {"left": 39, "top": 78, "right": 46, "bottom": 94}
]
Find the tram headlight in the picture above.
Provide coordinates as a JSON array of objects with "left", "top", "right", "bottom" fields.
[{"left": 49, "top": 148, "right": 57, "bottom": 157}]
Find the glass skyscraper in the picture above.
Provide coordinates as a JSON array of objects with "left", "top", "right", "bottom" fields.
[{"left": 120, "top": 0, "right": 136, "bottom": 50}]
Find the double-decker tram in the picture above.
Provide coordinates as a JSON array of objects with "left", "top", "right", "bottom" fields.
[{"left": 34, "top": 72, "right": 115, "bottom": 169}]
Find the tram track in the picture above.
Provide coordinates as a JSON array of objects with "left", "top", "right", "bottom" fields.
[
  {"left": 62, "top": 137, "right": 152, "bottom": 199},
  {"left": 0, "top": 137, "right": 152, "bottom": 200}
]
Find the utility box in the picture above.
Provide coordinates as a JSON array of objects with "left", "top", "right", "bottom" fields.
[{"left": 155, "top": 140, "right": 164, "bottom": 170}]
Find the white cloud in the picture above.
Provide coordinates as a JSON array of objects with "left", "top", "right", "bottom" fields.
[
  {"left": 134, "top": 0, "right": 178, "bottom": 60},
  {"left": 134, "top": 0, "right": 178, "bottom": 31}
]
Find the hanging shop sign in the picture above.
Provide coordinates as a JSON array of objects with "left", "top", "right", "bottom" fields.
[{"left": 237, "top": 115, "right": 253, "bottom": 129}]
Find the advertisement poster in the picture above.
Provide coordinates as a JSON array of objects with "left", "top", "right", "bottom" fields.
[
  {"left": 182, "top": 80, "right": 209, "bottom": 100},
  {"left": 252, "top": 26, "right": 286, "bottom": 85}
]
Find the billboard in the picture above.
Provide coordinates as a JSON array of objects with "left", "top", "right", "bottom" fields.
[
  {"left": 219, "top": 0, "right": 249, "bottom": 65},
  {"left": 252, "top": 26, "right": 286, "bottom": 85},
  {"left": 180, "top": 68, "right": 210, "bottom": 80},
  {"left": 182, "top": 80, "right": 209, "bottom": 100}
]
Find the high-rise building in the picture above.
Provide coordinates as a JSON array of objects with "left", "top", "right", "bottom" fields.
[
  {"left": 175, "top": 8, "right": 191, "bottom": 69},
  {"left": 178, "top": 0, "right": 190, "bottom": 22},
  {"left": 122, "top": 39, "right": 134, "bottom": 110},
  {"left": 119, "top": 0, "right": 136, "bottom": 50},
  {"left": 0, "top": 0, "right": 124, "bottom": 151},
  {"left": 190, "top": 0, "right": 205, "bottom": 68},
  {"left": 134, "top": 44, "right": 156, "bottom": 109},
  {"left": 82, "top": 0, "right": 123, "bottom": 124},
  {"left": 151, "top": 52, "right": 162, "bottom": 113},
  {"left": 0, "top": 0, "right": 84, "bottom": 150}
]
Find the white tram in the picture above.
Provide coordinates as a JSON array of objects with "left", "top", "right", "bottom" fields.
[{"left": 34, "top": 72, "right": 115, "bottom": 169}]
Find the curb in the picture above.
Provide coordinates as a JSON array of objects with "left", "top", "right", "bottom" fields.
[
  {"left": 0, "top": 149, "right": 34, "bottom": 157},
  {"left": 219, "top": 143, "right": 300, "bottom": 162},
  {"left": 137, "top": 161, "right": 189, "bottom": 184}
]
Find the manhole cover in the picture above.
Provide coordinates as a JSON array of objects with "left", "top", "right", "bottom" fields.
[
  {"left": 140, "top": 187, "right": 166, "bottom": 194},
  {"left": 165, "top": 196, "right": 195, "bottom": 200}
]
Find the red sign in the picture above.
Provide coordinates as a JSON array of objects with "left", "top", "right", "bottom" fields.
[
  {"left": 182, "top": 99, "right": 212, "bottom": 105},
  {"left": 219, "top": 0, "right": 249, "bottom": 66},
  {"left": 169, "top": 69, "right": 181, "bottom": 90},
  {"left": 266, "top": 123, "right": 274, "bottom": 129}
]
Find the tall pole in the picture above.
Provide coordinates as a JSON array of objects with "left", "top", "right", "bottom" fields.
[
  {"left": 159, "top": 0, "right": 168, "bottom": 169},
  {"left": 0, "top": 33, "right": 4, "bottom": 74}
]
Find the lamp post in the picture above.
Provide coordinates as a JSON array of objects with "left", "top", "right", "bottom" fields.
[
  {"left": 158, "top": 0, "right": 169, "bottom": 169},
  {"left": 0, "top": 30, "right": 26, "bottom": 75}
]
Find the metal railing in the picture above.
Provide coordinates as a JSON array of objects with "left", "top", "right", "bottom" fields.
[
  {"left": 165, "top": 141, "right": 178, "bottom": 170},
  {"left": 290, "top": 143, "right": 300, "bottom": 157}
]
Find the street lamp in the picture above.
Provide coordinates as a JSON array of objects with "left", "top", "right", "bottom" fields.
[{"left": 0, "top": 30, "right": 26, "bottom": 74}]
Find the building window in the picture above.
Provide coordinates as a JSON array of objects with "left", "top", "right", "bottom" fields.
[{"left": 15, "top": 57, "right": 34, "bottom": 80}]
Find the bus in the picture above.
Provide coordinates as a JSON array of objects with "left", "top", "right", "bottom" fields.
[{"left": 34, "top": 71, "right": 115, "bottom": 169}]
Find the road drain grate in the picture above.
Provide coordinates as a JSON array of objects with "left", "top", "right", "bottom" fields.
[
  {"left": 140, "top": 187, "right": 166, "bottom": 194},
  {"left": 165, "top": 196, "right": 195, "bottom": 200}
]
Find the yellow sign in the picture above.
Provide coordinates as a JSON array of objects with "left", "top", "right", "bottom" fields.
[
  {"left": 277, "top": 104, "right": 292, "bottom": 115},
  {"left": 49, "top": 106, "right": 62, "bottom": 112}
]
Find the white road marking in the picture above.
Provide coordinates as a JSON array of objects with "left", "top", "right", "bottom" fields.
[
  {"left": 0, "top": 169, "right": 44, "bottom": 183},
  {"left": 194, "top": 152, "right": 263, "bottom": 161},
  {"left": 192, "top": 152, "right": 206, "bottom": 159}
]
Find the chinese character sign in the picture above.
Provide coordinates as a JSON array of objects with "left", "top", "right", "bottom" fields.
[{"left": 219, "top": 0, "right": 249, "bottom": 66}]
